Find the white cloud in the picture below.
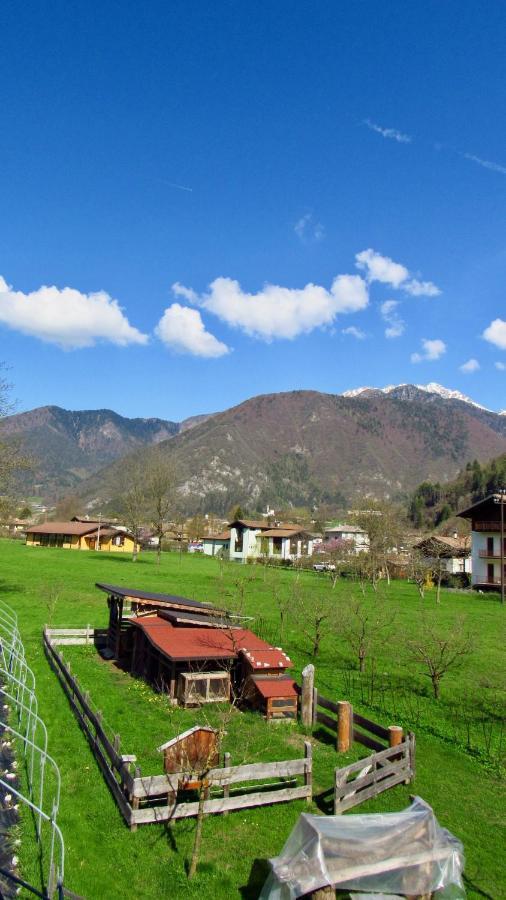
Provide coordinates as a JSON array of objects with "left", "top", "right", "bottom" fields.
[
  {"left": 403, "top": 279, "right": 441, "bottom": 297},
  {"left": 356, "top": 249, "right": 409, "bottom": 287},
  {"left": 155, "top": 303, "right": 229, "bottom": 358},
  {"left": 380, "top": 299, "right": 405, "bottom": 338},
  {"left": 355, "top": 249, "right": 441, "bottom": 297},
  {"left": 172, "top": 282, "right": 199, "bottom": 303},
  {"left": 483, "top": 318, "right": 506, "bottom": 350},
  {"left": 0, "top": 275, "right": 147, "bottom": 349},
  {"left": 364, "top": 119, "right": 412, "bottom": 144},
  {"left": 464, "top": 154, "right": 506, "bottom": 176},
  {"left": 495, "top": 361, "right": 506, "bottom": 371},
  {"left": 459, "top": 358, "right": 480, "bottom": 373},
  {"left": 342, "top": 326, "right": 366, "bottom": 340},
  {"left": 411, "top": 338, "right": 446, "bottom": 363},
  {"left": 294, "top": 213, "right": 325, "bottom": 243},
  {"left": 173, "top": 274, "right": 369, "bottom": 342}
]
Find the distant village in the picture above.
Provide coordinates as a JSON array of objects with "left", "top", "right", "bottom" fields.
[{"left": 3, "top": 492, "right": 506, "bottom": 594}]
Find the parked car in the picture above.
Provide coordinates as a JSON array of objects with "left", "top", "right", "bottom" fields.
[{"left": 313, "top": 562, "right": 336, "bottom": 572}]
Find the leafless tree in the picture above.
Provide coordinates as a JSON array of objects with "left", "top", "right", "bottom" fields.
[
  {"left": 0, "top": 365, "right": 30, "bottom": 495},
  {"left": 292, "top": 587, "right": 337, "bottom": 658},
  {"left": 408, "top": 549, "right": 433, "bottom": 600},
  {"left": 144, "top": 450, "right": 178, "bottom": 565},
  {"left": 120, "top": 459, "right": 146, "bottom": 561},
  {"left": 339, "top": 595, "right": 396, "bottom": 672},
  {"left": 407, "top": 614, "right": 474, "bottom": 699}
]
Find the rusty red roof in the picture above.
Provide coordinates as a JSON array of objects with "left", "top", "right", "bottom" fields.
[
  {"left": 131, "top": 614, "right": 292, "bottom": 666},
  {"left": 250, "top": 676, "right": 298, "bottom": 699},
  {"left": 241, "top": 647, "right": 293, "bottom": 669}
]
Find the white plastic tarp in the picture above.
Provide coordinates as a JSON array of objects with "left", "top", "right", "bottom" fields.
[{"left": 260, "top": 796, "right": 465, "bottom": 899}]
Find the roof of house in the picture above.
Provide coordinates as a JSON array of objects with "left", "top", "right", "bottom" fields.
[
  {"left": 250, "top": 676, "right": 298, "bottom": 699},
  {"left": 26, "top": 521, "right": 101, "bottom": 536},
  {"left": 414, "top": 535, "right": 471, "bottom": 557},
  {"left": 95, "top": 582, "right": 216, "bottom": 611},
  {"left": 131, "top": 614, "right": 293, "bottom": 666},
  {"left": 228, "top": 518, "right": 272, "bottom": 529},
  {"left": 261, "top": 528, "right": 311, "bottom": 538},
  {"left": 204, "top": 531, "right": 231, "bottom": 541},
  {"left": 457, "top": 493, "right": 506, "bottom": 519}
]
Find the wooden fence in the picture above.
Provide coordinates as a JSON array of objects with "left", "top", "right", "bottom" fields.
[
  {"left": 334, "top": 733, "right": 416, "bottom": 814},
  {"left": 312, "top": 691, "right": 396, "bottom": 753},
  {"left": 43, "top": 627, "right": 312, "bottom": 829}
]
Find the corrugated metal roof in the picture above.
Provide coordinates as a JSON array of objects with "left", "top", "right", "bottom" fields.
[{"left": 95, "top": 582, "right": 215, "bottom": 610}]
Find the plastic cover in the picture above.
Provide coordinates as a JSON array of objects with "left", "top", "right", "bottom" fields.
[{"left": 260, "top": 796, "right": 465, "bottom": 899}]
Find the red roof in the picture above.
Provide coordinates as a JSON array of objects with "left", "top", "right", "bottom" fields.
[
  {"left": 251, "top": 677, "right": 298, "bottom": 699},
  {"left": 241, "top": 647, "right": 293, "bottom": 670},
  {"left": 131, "top": 615, "right": 292, "bottom": 667}
]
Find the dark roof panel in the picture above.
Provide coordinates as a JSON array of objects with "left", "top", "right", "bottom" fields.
[{"left": 95, "top": 582, "right": 214, "bottom": 610}]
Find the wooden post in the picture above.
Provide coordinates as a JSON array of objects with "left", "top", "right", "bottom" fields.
[
  {"left": 86, "top": 623, "right": 91, "bottom": 646},
  {"left": 312, "top": 687, "right": 318, "bottom": 726},
  {"left": 388, "top": 725, "right": 403, "bottom": 747},
  {"left": 130, "top": 765, "right": 141, "bottom": 832},
  {"left": 337, "top": 701, "right": 352, "bottom": 752},
  {"left": 301, "top": 664, "right": 315, "bottom": 728},
  {"left": 304, "top": 740, "right": 312, "bottom": 803},
  {"left": 223, "top": 751, "right": 231, "bottom": 814},
  {"left": 407, "top": 731, "right": 416, "bottom": 783}
]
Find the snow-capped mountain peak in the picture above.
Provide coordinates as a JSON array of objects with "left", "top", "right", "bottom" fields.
[{"left": 342, "top": 382, "right": 491, "bottom": 412}]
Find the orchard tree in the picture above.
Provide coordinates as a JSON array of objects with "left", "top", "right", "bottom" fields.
[
  {"left": 339, "top": 595, "right": 396, "bottom": 672},
  {"left": 292, "top": 587, "right": 337, "bottom": 658},
  {"left": 407, "top": 614, "right": 473, "bottom": 700},
  {"left": 144, "top": 450, "right": 179, "bottom": 564}
]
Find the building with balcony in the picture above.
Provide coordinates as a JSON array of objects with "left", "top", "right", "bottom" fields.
[
  {"left": 457, "top": 494, "right": 506, "bottom": 590},
  {"left": 228, "top": 518, "right": 314, "bottom": 563}
]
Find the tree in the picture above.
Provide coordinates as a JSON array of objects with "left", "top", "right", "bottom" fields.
[
  {"left": 408, "top": 549, "right": 433, "bottom": 600},
  {"left": 292, "top": 587, "right": 337, "bottom": 658},
  {"left": 321, "top": 538, "right": 355, "bottom": 588},
  {"left": 144, "top": 451, "right": 178, "bottom": 565},
  {"left": 119, "top": 459, "right": 146, "bottom": 561},
  {"left": 53, "top": 494, "right": 82, "bottom": 521},
  {"left": 351, "top": 500, "right": 406, "bottom": 588},
  {"left": 339, "top": 595, "right": 396, "bottom": 672},
  {"left": 407, "top": 615, "right": 473, "bottom": 699},
  {"left": 0, "top": 365, "right": 30, "bottom": 495}
]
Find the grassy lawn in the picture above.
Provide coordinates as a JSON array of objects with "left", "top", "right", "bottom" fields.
[{"left": 1, "top": 539, "right": 504, "bottom": 899}]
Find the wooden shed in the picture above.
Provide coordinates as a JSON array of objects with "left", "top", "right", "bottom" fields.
[{"left": 158, "top": 726, "right": 220, "bottom": 789}]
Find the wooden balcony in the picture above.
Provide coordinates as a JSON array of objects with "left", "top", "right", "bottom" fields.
[
  {"left": 474, "top": 578, "right": 502, "bottom": 586},
  {"left": 478, "top": 550, "right": 503, "bottom": 559},
  {"left": 473, "top": 521, "right": 501, "bottom": 532}
]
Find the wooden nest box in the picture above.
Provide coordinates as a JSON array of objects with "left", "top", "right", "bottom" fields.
[{"left": 157, "top": 726, "right": 220, "bottom": 789}]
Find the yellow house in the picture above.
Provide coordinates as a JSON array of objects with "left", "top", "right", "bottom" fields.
[{"left": 25, "top": 521, "right": 138, "bottom": 553}]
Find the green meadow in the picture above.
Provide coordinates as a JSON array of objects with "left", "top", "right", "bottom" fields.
[{"left": 0, "top": 540, "right": 504, "bottom": 899}]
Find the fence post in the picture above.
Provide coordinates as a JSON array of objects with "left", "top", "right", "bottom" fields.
[
  {"left": 86, "top": 624, "right": 91, "bottom": 646},
  {"left": 407, "top": 731, "right": 416, "bottom": 783},
  {"left": 223, "top": 751, "right": 231, "bottom": 814},
  {"left": 301, "top": 664, "right": 315, "bottom": 728},
  {"left": 304, "top": 740, "right": 312, "bottom": 803},
  {"left": 337, "top": 701, "right": 352, "bottom": 752},
  {"left": 130, "top": 765, "right": 141, "bottom": 832},
  {"left": 388, "top": 725, "right": 403, "bottom": 747},
  {"left": 312, "top": 687, "right": 318, "bottom": 727}
]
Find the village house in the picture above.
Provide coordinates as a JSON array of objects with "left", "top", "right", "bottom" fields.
[
  {"left": 24, "top": 521, "right": 138, "bottom": 553},
  {"left": 228, "top": 518, "right": 314, "bottom": 562},
  {"left": 457, "top": 493, "right": 506, "bottom": 590},
  {"left": 323, "top": 523, "right": 369, "bottom": 553},
  {"left": 413, "top": 533, "right": 472, "bottom": 576},
  {"left": 99, "top": 582, "right": 297, "bottom": 719},
  {"left": 202, "top": 530, "right": 231, "bottom": 556}
]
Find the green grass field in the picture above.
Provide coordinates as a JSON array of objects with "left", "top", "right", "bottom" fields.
[{"left": 1, "top": 540, "right": 504, "bottom": 899}]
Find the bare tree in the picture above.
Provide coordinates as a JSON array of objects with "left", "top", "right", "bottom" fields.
[
  {"left": 409, "top": 549, "right": 433, "bottom": 600},
  {"left": 0, "top": 365, "right": 30, "bottom": 495},
  {"left": 144, "top": 451, "right": 178, "bottom": 565},
  {"left": 292, "top": 587, "right": 337, "bottom": 658},
  {"left": 339, "top": 595, "right": 396, "bottom": 672},
  {"left": 407, "top": 615, "right": 474, "bottom": 699},
  {"left": 120, "top": 459, "right": 146, "bottom": 561},
  {"left": 351, "top": 500, "right": 406, "bottom": 588}
]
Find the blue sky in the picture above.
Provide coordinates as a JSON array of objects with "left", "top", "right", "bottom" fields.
[{"left": 1, "top": 1, "right": 505, "bottom": 420}]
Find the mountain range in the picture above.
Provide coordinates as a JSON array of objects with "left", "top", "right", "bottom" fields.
[{"left": 3, "top": 384, "right": 505, "bottom": 512}]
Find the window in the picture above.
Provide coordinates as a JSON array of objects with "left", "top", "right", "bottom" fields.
[
  {"left": 235, "top": 528, "right": 244, "bottom": 553},
  {"left": 179, "top": 671, "right": 230, "bottom": 706}
]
